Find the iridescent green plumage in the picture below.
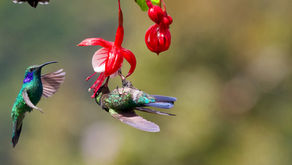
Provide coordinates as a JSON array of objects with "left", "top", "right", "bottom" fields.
[
  {"left": 95, "top": 81, "right": 176, "bottom": 132},
  {"left": 100, "top": 87, "right": 155, "bottom": 111},
  {"left": 11, "top": 61, "right": 65, "bottom": 147}
]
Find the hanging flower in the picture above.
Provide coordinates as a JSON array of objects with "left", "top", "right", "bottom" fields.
[
  {"left": 145, "top": 0, "right": 172, "bottom": 55},
  {"left": 78, "top": 0, "right": 136, "bottom": 98}
]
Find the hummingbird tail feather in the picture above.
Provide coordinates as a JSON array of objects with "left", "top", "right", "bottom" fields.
[
  {"left": 146, "top": 95, "right": 176, "bottom": 109},
  {"left": 145, "top": 102, "right": 174, "bottom": 109},
  {"left": 136, "top": 107, "right": 175, "bottom": 116},
  {"left": 12, "top": 120, "right": 23, "bottom": 148},
  {"left": 151, "top": 95, "right": 177, "bottom": 102}
]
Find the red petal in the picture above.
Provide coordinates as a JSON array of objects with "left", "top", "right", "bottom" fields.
[
  {"left": 78, "top": 38, "right": 113, "bottom": 48},
  {"left": 90, "top": 72, "right": 106, "bottom": 98},
  {"left": 90, "top": 72, "right": 104, "bottom": 90},
  {"left": 105, "top": 48, "right": 124, "bottom": 76},
  {"left": 92, "top": 48, "right": 109, "bottom": 73},
  {"left": 86, "top": 72, "right": 97, "bottom": 81},
  {"left": 121, "top": 48, "right": 136, "bottom": 77}
]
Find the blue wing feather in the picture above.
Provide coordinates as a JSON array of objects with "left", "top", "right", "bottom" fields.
[
  {"left": 145, "top": 102, "right": 174, "bottom": 109},
  {"left": 151, "top": 95, "right": 177, "bottom": 102}
]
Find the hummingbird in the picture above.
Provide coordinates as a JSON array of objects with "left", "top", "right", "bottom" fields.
[
  {"left": 95, "top": 79, "right": 176, "bottom": 132},
  {"left": 11, "top": 61, "right": 65, "bottom": 147},
  {"left": 12, "top": 0, "right": 49, "bottom": 8}
]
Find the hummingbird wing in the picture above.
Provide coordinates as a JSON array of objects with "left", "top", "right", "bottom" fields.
[
  {"left": 38, "top": 0, "right": 49, "bottom": 5},
  {"left": 109, "top": 109, "right": 160, "bottom": 132},
  {"left": 41, "top": 69, "right": 65, "bottom": 98},
  {"left": 12, "top": 0, "right": 49, "bottom": 8},
  {"left": 135, "top": 107, "right": 175, "bottom": 116},
  {"left": 12, "top": 0, "right": 24, "bottom": 4},
  {"left": 22, "top": 90, "right": 43, "bottom": 113}
]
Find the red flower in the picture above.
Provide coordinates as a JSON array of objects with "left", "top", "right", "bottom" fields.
[
  {"left": 145, "top": 0, "right": 172, "bottom": 55},
  {"left": 78, "top": 0, "right": 136, "bottom": 97}
]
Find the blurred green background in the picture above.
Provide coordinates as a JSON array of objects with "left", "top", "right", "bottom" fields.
[{"left": 1, "top": 0, "right": 292, "bottom": 165}]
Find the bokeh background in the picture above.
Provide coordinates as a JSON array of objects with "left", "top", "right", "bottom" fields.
[{"left": 1, "top": 0, "right": 292, "bottom": 165}]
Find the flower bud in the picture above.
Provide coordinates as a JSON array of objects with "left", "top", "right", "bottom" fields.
[
  {"left": 145, "top": 24, "right": 171, "bottom": 55},
  {"left": 148, "top": 5, "right": 164, "bottom": 24},
  {"left": 162, "top": 15, "right": 173, "bottom": 27}
]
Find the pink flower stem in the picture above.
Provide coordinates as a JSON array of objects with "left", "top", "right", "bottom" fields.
[
  {"left": 91, "top": 74, "right": 106, "bottom": 98},
  {"left": 162, "top": 0, "right": 166, "bottom": 11},
  {"left": 89, "top": 72, "right": 105, "bottom": 91},
  {"left": 86, "top": 72, "right": 97, "bottom": 81},
  {"left": 146, "top": 0, "right": 153, "bottom": 8}
]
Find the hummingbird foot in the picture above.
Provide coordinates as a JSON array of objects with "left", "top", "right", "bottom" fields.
[
  {"left": 35, "top": 107, "right": 44, "bottom": 113},
  {"left": 122, "top": 79, "right": 134, "bottom": 88},
  {"left": 118, "top": 69, "right": 126, "bottom": 81},
  {"left": 118, "top": 69, "right": 134, "bottom": 88}
]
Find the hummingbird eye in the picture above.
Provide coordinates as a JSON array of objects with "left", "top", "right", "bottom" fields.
[{"left": 29, "top": 68, "right": 34, "bottom": 72}]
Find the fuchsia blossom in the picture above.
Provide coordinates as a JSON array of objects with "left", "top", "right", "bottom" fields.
[
  {"left": 78, "top": 0, "right": 136, "bottom": 97},
  {"left": 145, "top": 0, "right": 173, "bottom": 55}
]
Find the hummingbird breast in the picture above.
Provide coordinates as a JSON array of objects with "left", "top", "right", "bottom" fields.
[
  {"left": 11, "top": 80, "right": 43, "bottom": 119},
  {"left": 27, "top": 79, "right": 43, "bottom": 105},
  {"left": 104, "top": 87, "right": 156, "bottom": 111},
  {"left": 105, "top": 93, "right": 136, "bottom": 111}
]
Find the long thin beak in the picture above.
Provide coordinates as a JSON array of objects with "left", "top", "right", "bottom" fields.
[{"left": 38, "top": 61, "right": 57, "bottom": 69}]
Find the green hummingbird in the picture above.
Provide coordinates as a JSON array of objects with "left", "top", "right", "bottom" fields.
[
  {"left": 12, "top": 0, "right": 49, "bottom": 8},
  {"left": 95, "top": 80, "right": 176, "bottom": 132},
  {"left": 11, "top": 61, "right": 65, "bottom": 147}
]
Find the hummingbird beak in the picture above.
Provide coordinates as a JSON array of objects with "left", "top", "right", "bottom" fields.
[
  {"left": 94, "top": 87, "right": 103, "bottom": 98},
  {"left": 94, "top": 85, "right": 110, "bottom": 98},
  {"left": 37, "top": 61, "right": 57, "bottom": 70}
]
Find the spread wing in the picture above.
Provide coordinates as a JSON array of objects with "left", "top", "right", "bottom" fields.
[
  {"left": 109, "top": 109, "right": 160, "bottom": 132},
  {"left": 22, "top": 90, "right": 43, "bottom": 113},
  {"left": 12, "top": 0, "right": 49, "bottom": 7},
  {"left": 12, "top": 0, "right": 25, "bottom": 4},
  {"left": 38, "top": 0, "right": 50, "bottom": 5},
  {"left": 135, "top": 107, "right": 175, "bottom": 116},
  {"left": 12, "top": 0, "right": 50, "bottom": 4},
  {"left": 41, "top": 69, "right": 65, "bottom": 98}
]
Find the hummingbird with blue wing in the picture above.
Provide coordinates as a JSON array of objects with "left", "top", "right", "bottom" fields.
[
  {"left": 11, "top": 61, "right": 65, "bottom": 147},
  {"left": 12, "top": 0, "right": 49, "bottom": 8},
  {"left": 95, "top": 77, "right": 176, "bottom": 132}
]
